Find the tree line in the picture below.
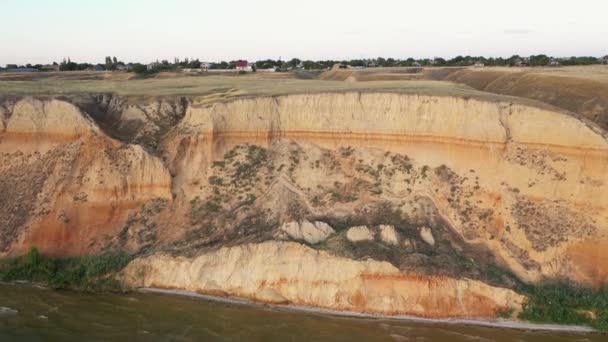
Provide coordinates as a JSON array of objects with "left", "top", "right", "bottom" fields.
[{"left": 3, "top": 54, "right": 607, "bottom": 73}]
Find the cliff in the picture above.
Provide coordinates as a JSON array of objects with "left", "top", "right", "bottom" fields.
[
  {"left": 1, "top": 91, "right": 607, "bottom": 319},
  {"left": 0, "top": 98, "right": 172, "bottom": 256},
  {"left": 121, "top": 241, "right": 524, "bottom": 318},
  {"left": 424, "top": 68, "right": 608, "bottom": 131}
]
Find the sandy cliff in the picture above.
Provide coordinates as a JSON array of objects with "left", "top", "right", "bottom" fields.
[
  {"left": 121, "top": 241, "right": 524, "bottom": 318},
  {"left": 1, "top": 91, "right": 607, "bottom": 318},
  {"left": 0, "top": 98, "right": 172, "bottom": 256},
  {"left": 162, "top": 93, "right": 607, "bottom": 285}
]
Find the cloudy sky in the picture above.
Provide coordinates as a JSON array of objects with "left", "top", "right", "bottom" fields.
[{"left": 1, "top": 0, "right": 607, "bottom": 65}]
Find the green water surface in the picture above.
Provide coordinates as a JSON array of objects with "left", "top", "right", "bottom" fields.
[{"left": 0, "top": 283, "right": 604, "bottom": 342}]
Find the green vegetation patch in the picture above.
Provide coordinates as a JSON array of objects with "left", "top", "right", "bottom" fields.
[
  {"left": 519, "top": 283, "right": 608, "bottom": 331},
  {"left": 0, "top": 247, "right": 133, "bottom": 292}
]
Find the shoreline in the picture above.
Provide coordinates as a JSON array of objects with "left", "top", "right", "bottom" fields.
[{"left": 138, "top": 287, "right": 598, "bottom": 334}]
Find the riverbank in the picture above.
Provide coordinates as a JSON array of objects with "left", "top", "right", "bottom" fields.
[
  {"left": 4, "top": 282, "right": 602, "bottom": 342},
  {"left": 138, "top": 287, "right": 598, "bottom": 334}
]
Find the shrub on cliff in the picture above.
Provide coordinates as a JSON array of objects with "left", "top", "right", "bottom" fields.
[
  {"left": 519, "top": 283, "right": 608, "bottom": 331},
  {"left": 0, "top": 247, "right": 133, "bottom": 292}
]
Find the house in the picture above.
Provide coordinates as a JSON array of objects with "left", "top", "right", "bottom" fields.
[
  {"left": 41, "top": 64, "right": 60, "bottom": 72},
  {"left": 473, "top": 62, "right": 485, "bottom": 68},
  {"left": 332, "top": 63, "right": 348, "bottom": 70},
  {"left": 235, "top": 61, "right": 252, "bottom": 71},
  {"left": 201, "top": 62, "right": 211, "bottom": 72},
  {"left": 602, "top": 56, "right": 608, "bottom": 65},
  {"left": 412, "top": 61, "right": 421, "bottom": 67},
  {"left": 548, "top": 59, "right": 560, "bottom": 67},
  {"left": 147, "top": 62, "right": 160, "bottom": 71}
]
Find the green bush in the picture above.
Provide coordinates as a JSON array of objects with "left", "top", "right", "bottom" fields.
[
  {"left": 519, "top": 282, "right": 608, "bottom": 331},
  {"left": 0, "top": 247, "right": 133, "bottom": 292}
]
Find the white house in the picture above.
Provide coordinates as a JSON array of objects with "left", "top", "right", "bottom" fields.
[{"left": 147, "top": 62, "right": 160, "bottom": 71}]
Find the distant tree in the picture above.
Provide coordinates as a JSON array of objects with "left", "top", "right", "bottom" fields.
[
  {"left": 286, "top": 58, "right": 301, "bottom": 68},
  {"left": 105, "top": 56, "right": 113, "bottom": 70},
  {"left": 434, "top": 57, "right": 446, "bottom": 65},
  {"left": 190, "top": 59, "right": 201, "bottom": 69},
  {"left": 131, "top": 63, "right": 148, "bottom": 74},
  {"left": 60, "top": 57, "right": 80, "bottom": 71},
  {"left": 529, "top": 54, "right": 550, "bottom": 66},
  {"left": 349, "top": 59, "right": 366, "bottom": 67}
]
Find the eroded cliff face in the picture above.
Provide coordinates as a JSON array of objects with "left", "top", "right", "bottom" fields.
[
  {"left": 424, "top": 68, "right": 608, "bottom": 130},
  {"left": 121, "top": 241, "right": 524, "bottom": 318},
  {"left": 0, "top": 98, "right": 172, "bottom": 256},
  {"left": 162, "top": 93, "right": 608, "bottom": 286},
  {"left": 1, "top": 92, "right": 607, "bottom": 319}
]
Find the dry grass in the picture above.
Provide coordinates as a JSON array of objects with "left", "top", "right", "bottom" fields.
[
  {"left": 2, "top": 67, "right": 602, "bottom": 120},
  {"left": 430, "top": 66, "right": 608, "bottom": 129},
  {"left": 318, "top": 65, "right": 608, "bottom": 84},
  {"left": 0, "top": 71, "right": 526, "bottom": 104},
  {"left": 466, "top": 65, "right": 608, "bottom": 83}
]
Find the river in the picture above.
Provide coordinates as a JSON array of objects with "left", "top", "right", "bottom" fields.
[{"left": 0, "top": 283, "right": 604, "bottom": 341}]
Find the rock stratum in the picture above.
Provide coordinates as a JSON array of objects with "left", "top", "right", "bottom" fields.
[{"left": 1, "top": 92, "right": 607, "bottom": 319}]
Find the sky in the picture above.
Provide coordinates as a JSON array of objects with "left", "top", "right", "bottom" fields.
[{"left": 1, "top": 0, "right": 607, "bottom": 65}]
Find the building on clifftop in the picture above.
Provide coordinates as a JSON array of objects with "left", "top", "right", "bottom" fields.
[{"left": 235, "top": 61, "right": 252, "bottom": 71}]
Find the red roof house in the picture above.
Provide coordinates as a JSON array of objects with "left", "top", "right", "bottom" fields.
[{"left": 235, "top": 61, "right": 250, "bottom": 70}]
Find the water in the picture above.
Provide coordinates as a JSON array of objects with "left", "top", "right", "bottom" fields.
[{"left": 0, "top": 283, "right": 604, "bottom": 342}]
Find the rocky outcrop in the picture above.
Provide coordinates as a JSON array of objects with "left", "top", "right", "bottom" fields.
[
  {"left": 347, "top": 226, "right": 375, "bottom": 242},
  {"left": 278, "top": 220, "right": 335, "bottom": 244},
  {"left": 379, "top": 225, "right": 399, "bottom": 245},
  {"left": 121, "top": 241, "right": 525, "bottom": 318},
  {"left": 419, "top": 227, "right": 435, "bottom": 247}
]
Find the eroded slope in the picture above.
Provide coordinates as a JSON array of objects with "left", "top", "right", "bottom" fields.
[{"left": 2, "top": 92, "right": 607, "bottom": 319}]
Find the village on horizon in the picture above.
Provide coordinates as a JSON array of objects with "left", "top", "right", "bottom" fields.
[{"left": 2, "top": 54, "right": 608, "bottom": 74}]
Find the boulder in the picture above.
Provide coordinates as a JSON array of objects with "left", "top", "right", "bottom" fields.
[
  {"left": 379, "top": 225, "right": 399, "bottom": 245},
  {"left": 346, "top": 226, "right": 375, "bottom": 242},
  {"left": 280, "top": 220, "right": 335, "bottom": 244},
  {"left": 420, "top": 226, "right": 435, "bottom": 246}
]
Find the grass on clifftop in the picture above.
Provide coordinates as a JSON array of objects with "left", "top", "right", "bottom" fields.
[
  {"left": 0, "top": 72, "right": 534, "bottom": 105},
  {"left": 519, "top": 283, "right": 608, "bottom": 331},
  {"left": 0, "top": 247, "right": 133, "bottom": 292}
]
